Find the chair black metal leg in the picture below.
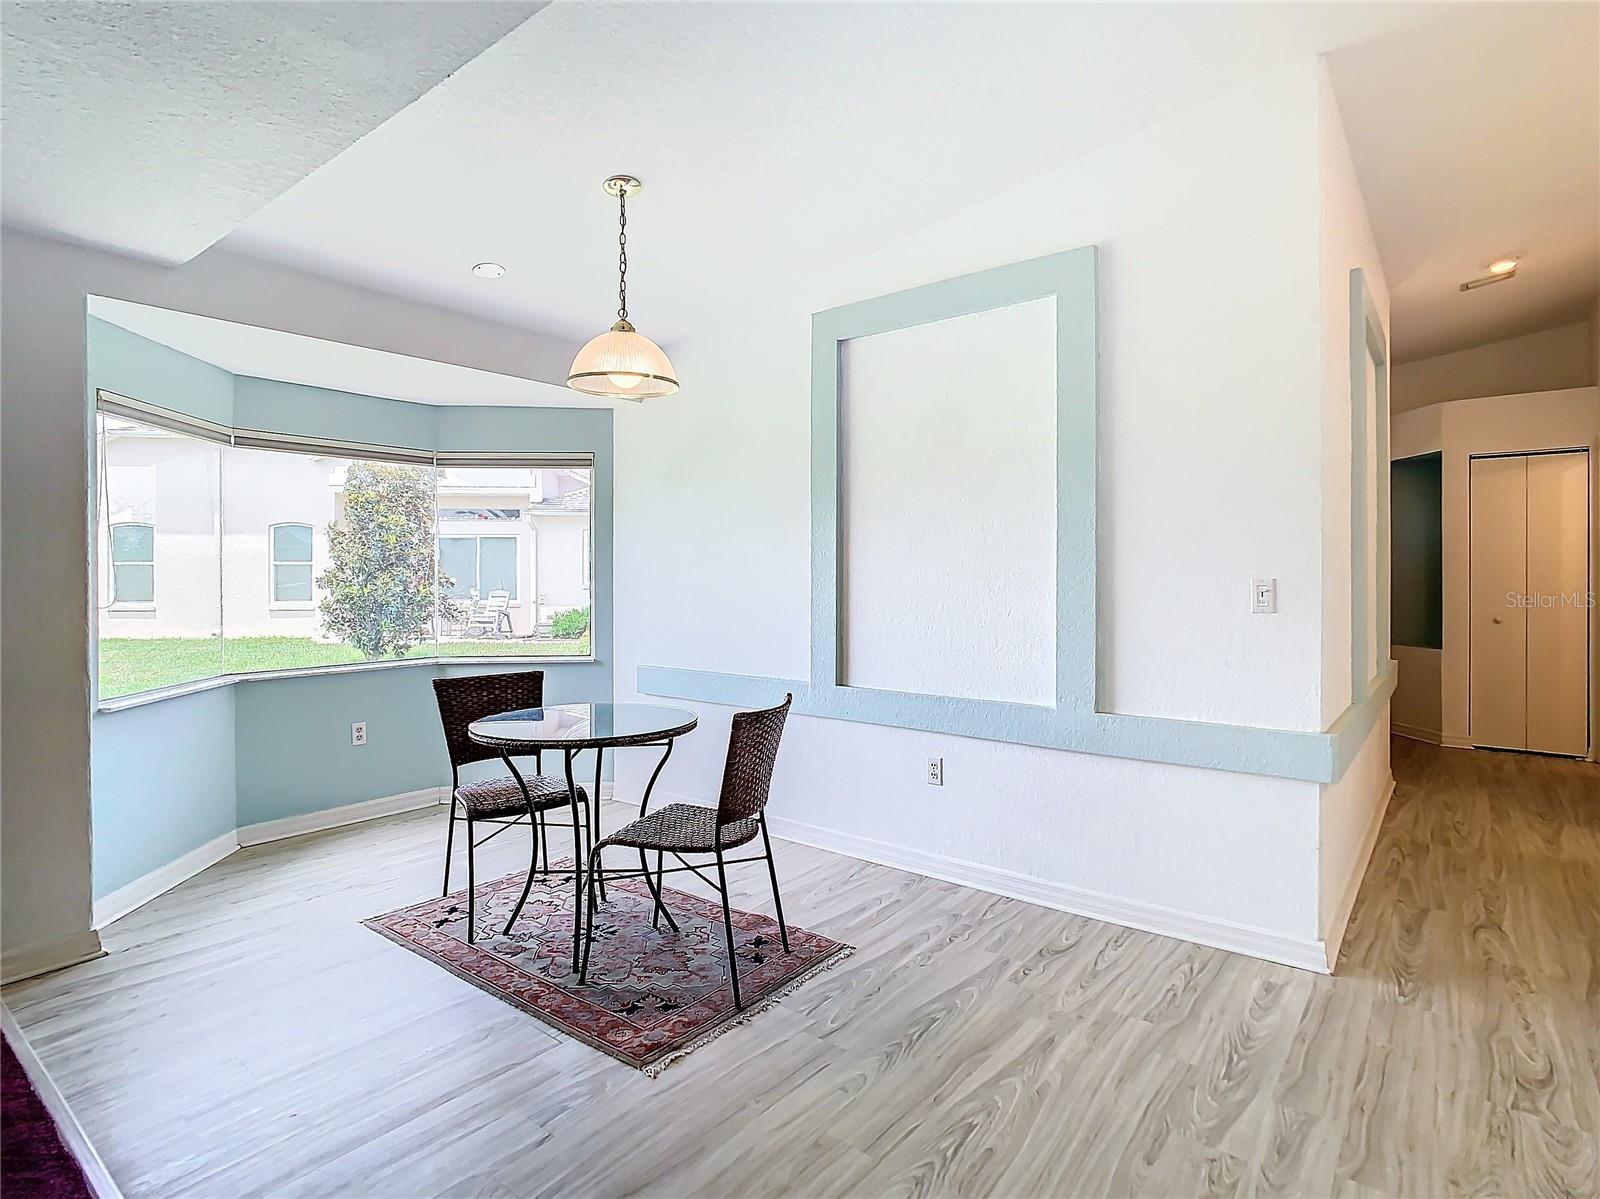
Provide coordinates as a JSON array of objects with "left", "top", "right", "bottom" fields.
[
  {"left": 714, "top": 847, "right": 742, "bottom": 1010},
  {"left": 565, "top": 750, "right": 584, "bottom": 973},
  {"left": 538, "top": 807, "right": 549, "bottom": 871},
  {"left": 759, "top": 816, "right": 790, "bottom": 953},
  {"left": 593, "top": 748, "right": 607, "bottom": 902},
  {"left": 441, "top": 804, "right": 457, "bottom": 897},
  {"left": 639, "top": 848, "right": 680, "bottom": 934},
  {"left": 579, "top": 846, "right": 601, "bottom": 984},
  {"left": 466, "top": 816, "right": 477, "bottom": 943}
]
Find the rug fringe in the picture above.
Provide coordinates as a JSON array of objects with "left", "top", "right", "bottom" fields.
[{"left": 641, "top": 945, "right": 857, "bottom": 1079}]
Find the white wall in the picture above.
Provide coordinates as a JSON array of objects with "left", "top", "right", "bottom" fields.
[
  {"left": 0, "top": 228, "right": 575, "bottom": 977},
  {"left": 1393, "top": 321, "right": 1596, "bottom": 414},
  {"left": 840, "top": 297, "right": 1057, "bottom": 705},
  {"left": 97, "top": 429, "right": 223, "bottom": 639},
  {"left": 1315, "top": 61, "right": 1394, "bottom": 957},
  {"left": 534, "top": 513, "right": 590, "bottom": 619},
  {"left": 221, "top": 449, "right": 336, "bottom": 638},
  {"left": 1395, "top": 387, "right": 1600, "bottom": 752},
  {"left": 615, "top": 62, "right": 1355, "bottom": 963}
]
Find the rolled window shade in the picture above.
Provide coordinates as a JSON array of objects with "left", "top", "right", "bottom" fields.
[
  {"left": 231, "top": 428, "right": 435, "bottom": 465},
  {"left": 434, "top": 451, "right": 595, "bottom": 470},
  {"left": 95, "top": 390, "right": 232, "bottom": 444}
]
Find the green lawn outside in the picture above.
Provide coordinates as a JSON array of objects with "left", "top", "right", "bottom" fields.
[{"left": 99, "top": 634, "right": 592, "bottom": 700}]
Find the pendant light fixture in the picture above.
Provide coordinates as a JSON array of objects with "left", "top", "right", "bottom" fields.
[{"left": 567, "top": 175, "right": 679, "bottom": 400}]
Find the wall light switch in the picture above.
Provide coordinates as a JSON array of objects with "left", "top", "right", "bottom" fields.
[
  {"left": 1251, "top": 578, "right": 1277, "bottom": 615},
  {"left": 352, "top": 721, "right": 367, "bottom": 746},
  {"left": 926, "top": 757, "right": 944, "bottom": 786}
]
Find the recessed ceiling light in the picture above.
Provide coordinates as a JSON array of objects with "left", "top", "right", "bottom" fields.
[
  {"left": 1487, "top": 256, "right": 1520, "bottom": 275},
  {"left": 471, "top": 262, "right": 506, "bottom": 279}
]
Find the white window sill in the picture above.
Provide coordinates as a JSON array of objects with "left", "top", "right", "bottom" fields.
[
  {"left": 108, "top": 603, "right": 156, "bottom": 613},
  {"left": 268, "top": 603, "right": 317, "bottom": 613},
  {"left": 96, "top": 653, "right": 600, "bottom": 713}
]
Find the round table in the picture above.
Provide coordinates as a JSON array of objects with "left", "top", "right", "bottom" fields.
[{"left": 467, "top": 702, "right": 698, "bottom": 968}]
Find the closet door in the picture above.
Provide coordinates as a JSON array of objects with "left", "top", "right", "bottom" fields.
[
  {"left": 1470, "top": 455, "right": 1528, "bottom": 750},
  {"left": 1526, "top": 451, "right": 1590, "bottom": 756}
]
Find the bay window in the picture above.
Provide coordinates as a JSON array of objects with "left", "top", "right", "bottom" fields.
[{"left": 95, "top": 393, "right": 595, "bottom": 703}]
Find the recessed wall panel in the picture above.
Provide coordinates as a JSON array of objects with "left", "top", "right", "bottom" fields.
[{"left": 839, "top": 297, "right": 1056, "bottom": 705}]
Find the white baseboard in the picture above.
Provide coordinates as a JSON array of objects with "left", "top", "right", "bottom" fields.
[
  {"left": 238, "top": 786, "right": 446, "bottom": 847},
  {"left": 1320, "top": 774, "right": 1396, "bottom": 968},
  {"left": 93, "top": 830, "right": 239, "bottom": 930},
  {"left": 2, "top": 1002, "right": 124, "bottom": 1198},
  {"left": 1392, "top": 722, "right": 1441, "bottom": 745},
  {"left": 0, "top": 929, "right": 106, "bottom": 986},
  {"left": 760, "top": 810, "right": 1331, "bottom": 974}
]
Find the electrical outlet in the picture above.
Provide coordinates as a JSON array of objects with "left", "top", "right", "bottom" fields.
[
  {"left": 1251, "top": 578, "right": 1277, "bottom": 614},
  {"left": 926, "top": 757, "right": 944, "bottom": 786},
  {"left": 351, "top": 721, "right": 367, "bottom": 746}
]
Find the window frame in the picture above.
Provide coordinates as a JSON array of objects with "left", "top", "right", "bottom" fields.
[
  {"left": 267, "top": 521, "right": 316, "bottom": 609},
  {"left": 108, "top": 520, "right": 157, "bottom": 610}
]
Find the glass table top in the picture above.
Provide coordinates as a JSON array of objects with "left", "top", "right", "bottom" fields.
[{"left": 467, "top": 701, "right": 698, "bottom": 749}]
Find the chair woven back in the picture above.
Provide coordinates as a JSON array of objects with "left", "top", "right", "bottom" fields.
[
  {"left": 432, "top": 670, "right": 545, "bottom": 770},
  {"left": 716, "top": 694, "right": 793, "bottom": 825}
]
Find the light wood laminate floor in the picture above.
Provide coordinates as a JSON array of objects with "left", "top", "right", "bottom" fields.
[{"left": 5, "top": 738, "right": 1597, "bottom": 1198}]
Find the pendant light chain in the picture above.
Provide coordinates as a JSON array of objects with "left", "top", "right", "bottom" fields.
[{"left": 616, "top": 190, "right": 629, "bottom": 323}]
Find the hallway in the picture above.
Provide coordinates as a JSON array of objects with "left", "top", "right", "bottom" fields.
[{"left": 1327, "top": 737, "right": 1598, "bottom": 1195}]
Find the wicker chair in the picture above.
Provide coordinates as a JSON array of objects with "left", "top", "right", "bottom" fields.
[
  {"left": 432, "top": 671, "right": 590, "bottom": 943},
  {"left": 579, "top": 695, "right": 792, "bottom": 1009}
]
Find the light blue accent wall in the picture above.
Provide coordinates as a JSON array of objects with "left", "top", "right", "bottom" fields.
[
  {"left": 233, "top": 376, "right": 437, "bottom": 450},
  {"left": 88, "top": 320, "right": 614, "bottom": 894},
  {"left": 640, "top": 249, "right": 1395, "bottom": 785},
  {"left": 90, "top": 688, "right": 237, "bottom": 898},
  {"left": 88, "top": 317, "right": 234, "bottom": 424},
  {"left": 233, "top": 666, "right": 446, "bottom": 826}
]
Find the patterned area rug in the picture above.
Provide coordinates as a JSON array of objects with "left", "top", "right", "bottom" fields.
[{"left": 364, "top": 865, "right": 852, "bottom": 1075}]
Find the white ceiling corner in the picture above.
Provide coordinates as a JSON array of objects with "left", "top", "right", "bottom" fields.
[
  {"left": 0, "top": 0, "right": 546, "bottom": 265},
  {"left": 1327, "top": 2, "right": 1600, "bottom": 361}
]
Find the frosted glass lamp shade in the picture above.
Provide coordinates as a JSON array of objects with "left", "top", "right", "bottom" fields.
[{"left": 566, "top": 320, "right": 679, "bottom": 400}]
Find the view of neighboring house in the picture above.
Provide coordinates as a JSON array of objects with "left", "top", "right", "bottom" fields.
[{"left": 97, "top": 415, "right": 591, "bottom": 644}]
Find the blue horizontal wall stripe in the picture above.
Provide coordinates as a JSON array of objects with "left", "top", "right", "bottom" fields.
[{"left": 636, "top": 665, "right": 1369, "bottom": 783}]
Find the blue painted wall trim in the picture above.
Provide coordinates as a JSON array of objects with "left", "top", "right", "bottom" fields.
[
  {"left": 811, "top": 248, "right": 1099, "bottom": 714},
  {"left": 1349, "top": 268, "right": 1393, "bottom": 702},
  {"left": 641, "top": 248, "right": 1391, "bottom": 785}
]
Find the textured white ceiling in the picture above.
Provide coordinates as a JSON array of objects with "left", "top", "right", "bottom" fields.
[
  {"left": 8, "top": 1, "right": 1592, "bottom": 363},
  {"left": 217, "top": 1, "right": 1432, "bottom": 344},
  {"left": 1327, "top": 3, "right": 1600, "bottom": 361},
  {"left": 89, "top": 296, "right": 597, "bottom": 409},
  {"left": 0, "top": 0, "right": 544, "bottom": 264}
]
